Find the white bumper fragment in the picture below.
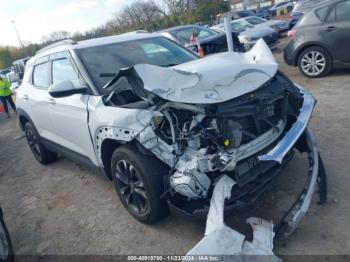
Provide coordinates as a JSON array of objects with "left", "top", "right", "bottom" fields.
[{"left": 187, "top": 175, "right": 281, "bottom": 261}]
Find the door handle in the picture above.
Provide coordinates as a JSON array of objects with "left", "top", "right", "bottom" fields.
[
  {"left": 48, "top": 98, "right": 56, "bottom": 105},
  {"left": 23, "top": 94, "right": 29, "bottom": 100},
  {"left": 325, "top": 26, "right": 337, "bottom": 32}
]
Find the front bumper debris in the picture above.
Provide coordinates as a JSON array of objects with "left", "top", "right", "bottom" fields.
[
  {"left": 187, "top": 175, "right": 281, "bottom": 260},
  {"left": 274, "top": 128, "right": 326, "bottom": 240},
  {"left": 170, "top": 85, "right": 327, "bottom": 242}
]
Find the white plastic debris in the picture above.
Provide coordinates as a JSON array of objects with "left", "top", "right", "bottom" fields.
[{"left": 186, "top": 175, "right": 281, "bottom": 261}]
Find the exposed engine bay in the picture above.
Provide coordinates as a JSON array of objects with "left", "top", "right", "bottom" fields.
[{"left": 103, "top": 68, "right": 302, "bottom": 202}]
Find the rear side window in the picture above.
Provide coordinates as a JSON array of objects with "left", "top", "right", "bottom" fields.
[
  {"left": 315, "top": 6, "right": 331, "bottom": 21},
  {"left": 52, "top": 58, "right": 80, "bottom": 88},
  {"left": 33, "top": 62, "right": 49, "bottom": 88},
  {"left": 335, "top": 0, "right": 350, "bottom": 21}
]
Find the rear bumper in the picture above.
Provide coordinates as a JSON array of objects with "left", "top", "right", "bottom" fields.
[{"left": 168, "top": 85, "right": 323, "bottom": 239}]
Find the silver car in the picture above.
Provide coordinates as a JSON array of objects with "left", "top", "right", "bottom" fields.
[
  {"left": 212, "top": 19, "right": 279, "bottom": 50},
  {"left": 243, "top": 16, "right": 289, "bottom": 34}
]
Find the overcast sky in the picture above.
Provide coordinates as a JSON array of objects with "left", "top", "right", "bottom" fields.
[{"left": 0, "top": 0, "right": 135, "bottom": 47}]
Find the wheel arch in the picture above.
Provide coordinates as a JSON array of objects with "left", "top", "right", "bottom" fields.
[
  {"left": 17, "top": 108, "right": 33, "bottom": 131},
  {"left": 100, "top": 138, "right": 123, "bottom": 180},
  {"left": 99, "top": 138, "right": 154, "bottom": 180}
]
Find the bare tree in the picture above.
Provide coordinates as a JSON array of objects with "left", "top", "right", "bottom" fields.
[
  {"left": 41, "top": 31, "right": 71, "bottom": 43},
  {"left": 109, "top": 0, "right": 165, "bottom": 28},
  {"left": 162, "top": 0, "right": 192, "bottom": 14}
]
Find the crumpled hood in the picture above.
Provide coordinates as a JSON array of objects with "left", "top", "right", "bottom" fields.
[{"left": 133, "top": 39, "right": 278, "bottom": 104}]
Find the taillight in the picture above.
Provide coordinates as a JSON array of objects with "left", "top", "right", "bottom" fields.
[{"left": 288, "top": 29, "right": 297, "bottom": 39}]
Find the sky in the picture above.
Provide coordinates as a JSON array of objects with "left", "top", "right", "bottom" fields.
[{"left": 0, "top": 0, "right": 135, "bottom": 47}]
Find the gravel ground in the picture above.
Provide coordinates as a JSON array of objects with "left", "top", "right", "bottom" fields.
[{"left": 0, "top": 38, "right": 350, "bottom": 258}]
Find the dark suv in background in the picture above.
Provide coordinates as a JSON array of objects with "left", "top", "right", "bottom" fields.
[{"left": 284, "top": 0, "right": 350, "bottom": 78}]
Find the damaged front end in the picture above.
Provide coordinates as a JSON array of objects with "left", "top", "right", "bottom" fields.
[{"left": 101, "top": 39, "right": 326, "bottom": 240}]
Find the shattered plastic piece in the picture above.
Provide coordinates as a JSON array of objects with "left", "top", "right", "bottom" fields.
[
  {"left": 205, "top": 175, "right": 236, "bottom": 235},
  {"left": 170, "top": 170, "right": 211, "bottom": 199},
  {"left": 243, "top": 217, "right": 275, "bottom": 255},
  {"left": 187, "top": 175, "right": 280, "bottom": 261}
]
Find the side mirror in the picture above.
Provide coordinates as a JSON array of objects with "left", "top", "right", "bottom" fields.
[{"left": 48, "top": 80, "right": 87, "bottom": 98}]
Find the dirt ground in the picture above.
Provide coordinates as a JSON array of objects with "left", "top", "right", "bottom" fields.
[{"left": 1, "top": 38, "right": 350, "bottom": 258}]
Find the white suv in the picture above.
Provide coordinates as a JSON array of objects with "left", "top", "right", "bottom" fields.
[{"left": 16, "top": 34, "right": 326, "bottom": 237}]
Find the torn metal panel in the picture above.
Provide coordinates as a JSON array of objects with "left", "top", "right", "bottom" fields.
[
  {"left": 187, "top": 175, "right": 280, "bottom": 261},
  {"left": 136, "top": 125, "right": 176, "bottom": 167},
  {"left": 88, "top": 96, "right": 164, "bottom": 166},
  {"left": 134, "top": 39, "right": 278, "bottom": 104}
]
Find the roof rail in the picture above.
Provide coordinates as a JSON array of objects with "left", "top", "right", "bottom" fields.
[{"left": 36, "top": 39, "right": 77, "bottom": 55}]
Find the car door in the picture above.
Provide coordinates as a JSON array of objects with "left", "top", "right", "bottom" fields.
[
  {"left": 320, "top": 1, "right": 350, "bottom": 63},
  {"left": 22, "top": 56, "right": 56, "bottom": 140},
  {"left": 48, "top": 51, "right": 96, "bottom": 163}
]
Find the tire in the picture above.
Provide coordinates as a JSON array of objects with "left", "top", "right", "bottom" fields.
[
  {"left": 24, "top": 122, "right": 57, "bottom": 164},
  {"left": 111, "top": 145, "right": 169, "bottom": 223},
  {"left": 298, "top": 46, "right": 332, "bottom": 78},
  {"left": 0, "top": 209, "right": 14, "bottom": 262}
]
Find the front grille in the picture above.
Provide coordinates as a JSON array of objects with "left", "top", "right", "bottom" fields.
[{"left": 214, "top": 81, "right": 286, "bottom": 145}]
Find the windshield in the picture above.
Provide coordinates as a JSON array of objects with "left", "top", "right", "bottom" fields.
[
  {"left": 245, "top": 16, "right": 266, "bottom": 25},
  {"left": 231, "top": 20, "right": 254, "bottom": 32},
  {"left": 77, "top": 37, "right": 198, "bottom": 90}
]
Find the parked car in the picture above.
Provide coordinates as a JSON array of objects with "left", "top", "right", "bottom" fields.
[
  {"left": 6, "top": 72, "right": 19, "bottom": 92},
  {"left": 242, "top": 16, "right": 289, "bottom": 34},
  {"left": 250, "top": 7, "right": 273, "bottom": 20},
  {"left": 288, "top": 10, "right": 304, "bottom": 29},
  {"left": 0, "top": 207, "right": 14, "bottom": 262},
  {"left": 270, "top": 1, "right": 294, "bottom": 15},
  {"left": 216, "top": 10, "right": 267, "bottom": 25},
  {"left": 160, "top": 25, "right": 243, "bottom": 56},
  {"left": 16, "top": 33, "right": 326, "bottom": 239},
  {"left": 284, "top": 0, "right": 350, "bottom": 78},
  {"left": 186, "top": 32, "right": 245, "bottom": 55},
  {"left": 13, "top": 57, "right": 31, "bottom": 83},
  {"left": 288, "top": 0, "right": 332, "bottom": 29},
  {"left": 213, "top": 19, "right": 279, "bottom": 50},
  {"left": 159, "top": 25, "right": 218, "bottom": 47}
]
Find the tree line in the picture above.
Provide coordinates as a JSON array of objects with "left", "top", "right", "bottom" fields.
[{"left": 0, "top": 0, "right": 229, "bottom": 69}]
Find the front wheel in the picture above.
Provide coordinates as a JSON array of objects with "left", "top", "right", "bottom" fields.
[
  {"left": 298, "top": 46, "right": 332, "bottom": 78},
  {"left": 111, "top": 145, "right": 169, "bottom": 223}
]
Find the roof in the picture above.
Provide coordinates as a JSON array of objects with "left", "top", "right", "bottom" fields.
[{"left": 30, "top": 33, "right": 160, "bottom": 63}]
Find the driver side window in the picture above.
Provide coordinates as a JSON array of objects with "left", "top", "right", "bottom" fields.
[{"left": 51, "top": 57, "right": 81, "bottom": 88}]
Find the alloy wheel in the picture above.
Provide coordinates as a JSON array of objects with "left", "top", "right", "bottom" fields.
[
  {"left": 115, "top": 160, "right": 148, "bottom": 215},
  {"left": 25, "top": 127, "right": 41, "bottom": 159},
  {"left": 300, "top": 51, "right": 326, "bottom": 77}
]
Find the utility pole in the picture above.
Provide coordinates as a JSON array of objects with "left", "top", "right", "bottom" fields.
[{"left": 11, "top": 20, "right": 24, "bottom": 48}]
